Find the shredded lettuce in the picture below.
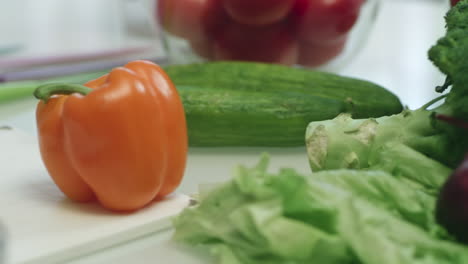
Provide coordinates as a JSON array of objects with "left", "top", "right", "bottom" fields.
[
  {"left": 305, "top": 108, "right": 455, "bottom": 188},
  {"left": 172, "top": 155, "right": 468, "bottom": 264}
]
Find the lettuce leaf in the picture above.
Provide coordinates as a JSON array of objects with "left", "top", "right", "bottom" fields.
[{"left": 172, "top": 155, "right": 468, "bottom": 264}]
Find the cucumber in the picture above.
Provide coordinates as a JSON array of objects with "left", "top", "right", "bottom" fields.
[{"left": 164, "top": 62, "right": 403, "bottom": 147}]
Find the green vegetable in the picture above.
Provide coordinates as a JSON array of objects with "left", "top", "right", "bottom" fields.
[
  {"left": 164, "top": 61, "right": 403, "bottom": 147},
  {"left": 305, "top": 105, "right": 457, "bottom": 188},
  {"left": 173, "top": 155, "right": 468, "bottom": 264},
  {"left": 428, "top": 0, "right": 468, "bottom": 122},
  {"left": 306, "top": 0, "right": 468, "bottom": 174},
  {"left": 2, "top": 62, "right": 403, "bottom": 147},
  {"left": 0, "top": 71, "right": 106, "bottom": 104}
]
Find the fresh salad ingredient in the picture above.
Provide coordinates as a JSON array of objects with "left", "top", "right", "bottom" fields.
[
  {"left": 173, "top": 155, "right": 468, "bottom": 264},
  {"left": 1, "top": 60, "right": 402, "bottom": 148},
  {"left": 164, "top": 61, "right": 403, "bottom": 146},
  {"left": 157, "top": 0, "right": 365, "bottom": 66},
  {"left": 306, "top": 0, "right": 468, "bottom": 175},
  {"left": 298, "top": 37, "right": 347, "bottom": 67},
  {"left": 291, "top": 0, "right": 363, "bottom": 44},
  {"left": 427, "top": 0, "right": 468, "bottom": 128},
  {"left": 451, "top": 0, "right": 460, "bottom": 6},
  {"left": 213, "top": 22, "right": 298, "bottom": 65},
  {"left": 34, "top": 60, "right": 188, "bottom": 211},
  {"left": 190, "top": 38, "right": 215, "bottom": 60},
  {"left": 305, "top": 105, "right": 459, "bottom": 186},
  {"left": 157, "top": 0, "right": 226, "bottom": 42},
  {"left": 436, "top": 154, "right": 468, "bottom": 244},
  {"left": 222, "top": 0, "right": 295, "bottom": 26}
]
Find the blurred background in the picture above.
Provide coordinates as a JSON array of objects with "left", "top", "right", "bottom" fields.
[{"left": 0, "top": 0, "right": 163, "bottom": 73}]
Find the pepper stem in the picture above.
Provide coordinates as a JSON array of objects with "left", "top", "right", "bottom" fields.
[{"left": 34, "top": 83, "right": 93, "bottom": 103}]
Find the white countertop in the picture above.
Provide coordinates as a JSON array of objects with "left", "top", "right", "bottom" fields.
[{"left": 0, "top": 0, "right": 452, "bottom": 263}]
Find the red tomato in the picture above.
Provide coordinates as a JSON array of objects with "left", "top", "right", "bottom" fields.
[
  {"left": 213, "top": 21, "right": 298, "bottom": 65},
  {"left": 222, "top": 0, "right": 295, "bottom": 26},
  {"left": 157, "top": 0, "right": 227, "bottom": 42},
  {"left": 292, "top": 0, "right": 363, "bottom": 44},
  {"left": 190, "top": 38, "right": 215, "bottom": 60},
  {"left": 451, "top": 0, "right": 459, "bottom": 6},
  {"left": 297, "top": 38, "right": 346, "bottom": 67}
]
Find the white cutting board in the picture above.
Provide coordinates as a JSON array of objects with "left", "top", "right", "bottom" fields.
[{"left": 0, "top": 128, "right": 191, "bottom": 264}]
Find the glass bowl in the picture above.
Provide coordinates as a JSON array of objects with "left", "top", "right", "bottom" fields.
[{"left": 154, "top": 0, "right": 380, "bottom": 71}]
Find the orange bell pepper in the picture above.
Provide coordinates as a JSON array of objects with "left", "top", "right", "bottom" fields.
[{"left": 34, "top": 60, "right": 188, "bottom": 211}]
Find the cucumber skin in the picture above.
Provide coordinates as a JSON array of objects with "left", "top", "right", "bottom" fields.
[{"left": 164, "top": 62, "right": 403, "bottom": 147}]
